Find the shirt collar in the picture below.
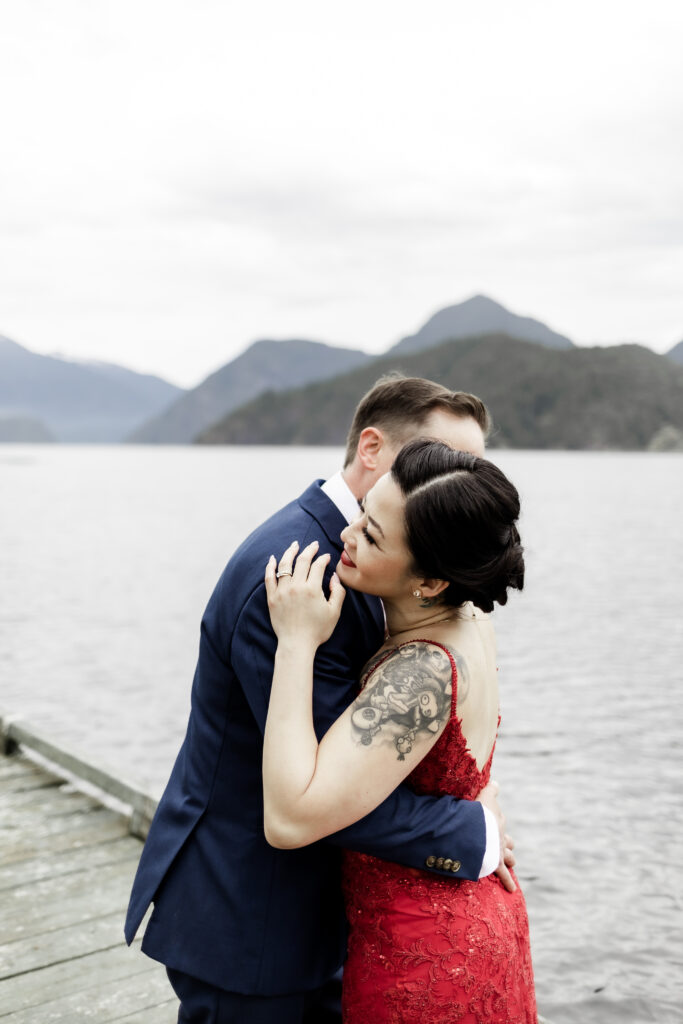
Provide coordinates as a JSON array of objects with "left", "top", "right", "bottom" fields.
[{"left": 320, "top": 471, "right": 360, "bottom": 525}]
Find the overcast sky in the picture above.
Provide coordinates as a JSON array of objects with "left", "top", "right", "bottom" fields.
[{"left": 1, "top": 1, "right": 682, "bottom": 387}]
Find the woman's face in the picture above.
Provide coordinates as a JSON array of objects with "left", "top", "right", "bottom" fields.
[{"left": 337, "top": 473, "right": 415, "bottom": 599}]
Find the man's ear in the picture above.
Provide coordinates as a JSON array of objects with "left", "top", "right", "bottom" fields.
[{"left": 356, "top": 427, "right": 386, "bottom": 471}]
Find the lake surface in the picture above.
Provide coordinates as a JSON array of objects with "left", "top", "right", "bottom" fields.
[{"left": 1, "top": 445, "right": 682, "bottom": 1023}]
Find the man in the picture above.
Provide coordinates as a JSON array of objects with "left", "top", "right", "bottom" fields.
[{"left": 125, "top": 374, "right": 513, "bottom": 1023}]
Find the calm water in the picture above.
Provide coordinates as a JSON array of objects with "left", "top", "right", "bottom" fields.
[{"left": 1, "top": 445, "right": 682, "bottom": 1023}]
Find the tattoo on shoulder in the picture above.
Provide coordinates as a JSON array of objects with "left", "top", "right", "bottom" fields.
[{"left": 350, "top": 642, "right": 458, "bottom": 761}]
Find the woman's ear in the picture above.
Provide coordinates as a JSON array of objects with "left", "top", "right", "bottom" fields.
[{"left": 416, "top": 577, "right": 450, "bottom": 600}]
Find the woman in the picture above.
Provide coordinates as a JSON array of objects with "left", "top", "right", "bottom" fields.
[{"left": 263, "top": 439, "right": 536, "bottom": 1023}]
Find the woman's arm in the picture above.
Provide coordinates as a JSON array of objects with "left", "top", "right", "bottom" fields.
[{"left": 263, "top": 541, "right": 454, "bottom": 849}]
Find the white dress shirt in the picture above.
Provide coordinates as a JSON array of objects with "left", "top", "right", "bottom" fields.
[{"left": 320, "top": 470, "right": 361, "bottom": 525}]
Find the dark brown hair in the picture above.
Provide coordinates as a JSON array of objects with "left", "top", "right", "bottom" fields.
[
  {"left": 343, "top": 373, "right": 491, "bottom": 468},
  {"left": 391, "top": 438, "right": 524, "bottom": 613}
]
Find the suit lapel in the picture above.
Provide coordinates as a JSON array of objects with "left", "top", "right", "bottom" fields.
[{"left": 298, "top": 480, "right": 347, "bottom": 552}]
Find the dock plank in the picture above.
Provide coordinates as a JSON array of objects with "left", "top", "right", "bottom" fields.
[
  {"left": 0, "top": 908, "right": 130, "bottom": 978},
  {"left": 0, "top": 942, "right": 154, "bottom": 1015},
  {"left": 0, "top": 834, "right": 142, "bottom": 891},
  {"left": 0, "top": 769, "right": 62, "bottom": 795},
  {"left": 0, "top": 759, "right": 56, "bottom": 783},
  {"left": 110, "top": 1002, "right": 178, "bottom": 1024},
  {"left": 0, "top": 807, "right": 130, "bottom": 865},
  {"left": 0, "top": 858, "right": 140, "bottom": 943},
  {"left": 1, "top": 963, "right": 176, "bottom": 1024},
  {"left": 1, "top": 784, "right": 101, "bottom": 818}
]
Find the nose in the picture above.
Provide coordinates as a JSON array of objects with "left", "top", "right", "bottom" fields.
[{"left": 341, "top": 517, "right": 360, "bottom": 548}]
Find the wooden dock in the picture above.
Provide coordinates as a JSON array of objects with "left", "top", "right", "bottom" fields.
[{"left": 0, "top": 714, "right": 176, "bottom": 1023}]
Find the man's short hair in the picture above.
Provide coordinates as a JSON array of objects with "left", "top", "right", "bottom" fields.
[{"left": 343, "top": 373, "right": 492, "bottom": 467}]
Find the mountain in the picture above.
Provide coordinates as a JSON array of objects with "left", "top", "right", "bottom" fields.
[
  {"left": 0, "top": 336, "right": 182, "bottom": 442},
  {"left": 0, "top": 415, "right": 55, "bottom": 442},
  {"left": 196, "top": 334, "right": 683, "bottom": 450},
  {"left": 390, "top": 295, "right": 574, "bottom": 355},
  {"left": 667, "top": 340, "right": 683, "bottom": 365},
  {"left": 128, "top": 339, "right": 373, "bottom": 444}
]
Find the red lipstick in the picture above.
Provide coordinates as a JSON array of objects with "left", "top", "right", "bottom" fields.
[{"left": 340, "top": 549, "right": 356, "bottom": 568}]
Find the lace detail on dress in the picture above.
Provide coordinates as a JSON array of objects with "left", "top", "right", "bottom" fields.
[{"left": 342, "top": 641, "right": 536, "bottom": 1024}]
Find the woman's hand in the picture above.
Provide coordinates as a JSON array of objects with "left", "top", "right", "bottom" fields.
[{"left": 265, "top": 540, "right": 346, "bottom": 649}]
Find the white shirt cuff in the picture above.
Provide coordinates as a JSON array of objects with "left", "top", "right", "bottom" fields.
[{"left": 478, "top": 805, "right": 500, "bottom": 878}]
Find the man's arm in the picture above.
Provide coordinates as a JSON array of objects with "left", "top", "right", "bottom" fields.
[{"left": 230, "top": 575, "right": 512, "bottom": 885}]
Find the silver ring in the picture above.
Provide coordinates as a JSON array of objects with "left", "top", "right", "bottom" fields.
[{"left": 276, "top": 570, "right": 293, "bottom": 578}]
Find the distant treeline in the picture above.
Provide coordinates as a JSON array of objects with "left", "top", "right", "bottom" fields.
[{"left": 196, "top": 334, "right": 683, "bottom": 451}]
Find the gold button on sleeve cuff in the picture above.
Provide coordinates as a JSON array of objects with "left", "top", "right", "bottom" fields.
[
  {"left": 451, "top": 860, "right": 462, "bottom": 873},
  {"left": 425, "top": 855, "right": 436, "bottom": 868},
  {"left": 435, "top": 857, "right": 445, "bottom": 869}
]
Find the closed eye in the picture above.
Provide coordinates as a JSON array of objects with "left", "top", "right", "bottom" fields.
[{"left": 359, "top": 498, "right": 381, "bottom": 547}]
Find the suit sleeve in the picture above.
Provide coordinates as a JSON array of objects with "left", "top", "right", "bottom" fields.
[{"left": 229, "top": 575, "right": 487, "bottom": 881}]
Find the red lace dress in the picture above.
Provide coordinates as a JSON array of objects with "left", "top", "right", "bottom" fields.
[{"left": 341, "top": 642, "right": 537, "bottom": 1023}]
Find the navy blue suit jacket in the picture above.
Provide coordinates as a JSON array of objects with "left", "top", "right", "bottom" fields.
[{"left": 125, "top": 480, "right": 486, "bottom": 995}]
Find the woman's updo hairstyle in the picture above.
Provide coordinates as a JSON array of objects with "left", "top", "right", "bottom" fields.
[{"left": 391, "top": 438, "right": 525, "bottom": 613}]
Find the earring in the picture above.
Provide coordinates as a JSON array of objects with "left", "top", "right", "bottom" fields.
[{"left": 413, "top": 589, "right": 422, "bottom": 599}]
